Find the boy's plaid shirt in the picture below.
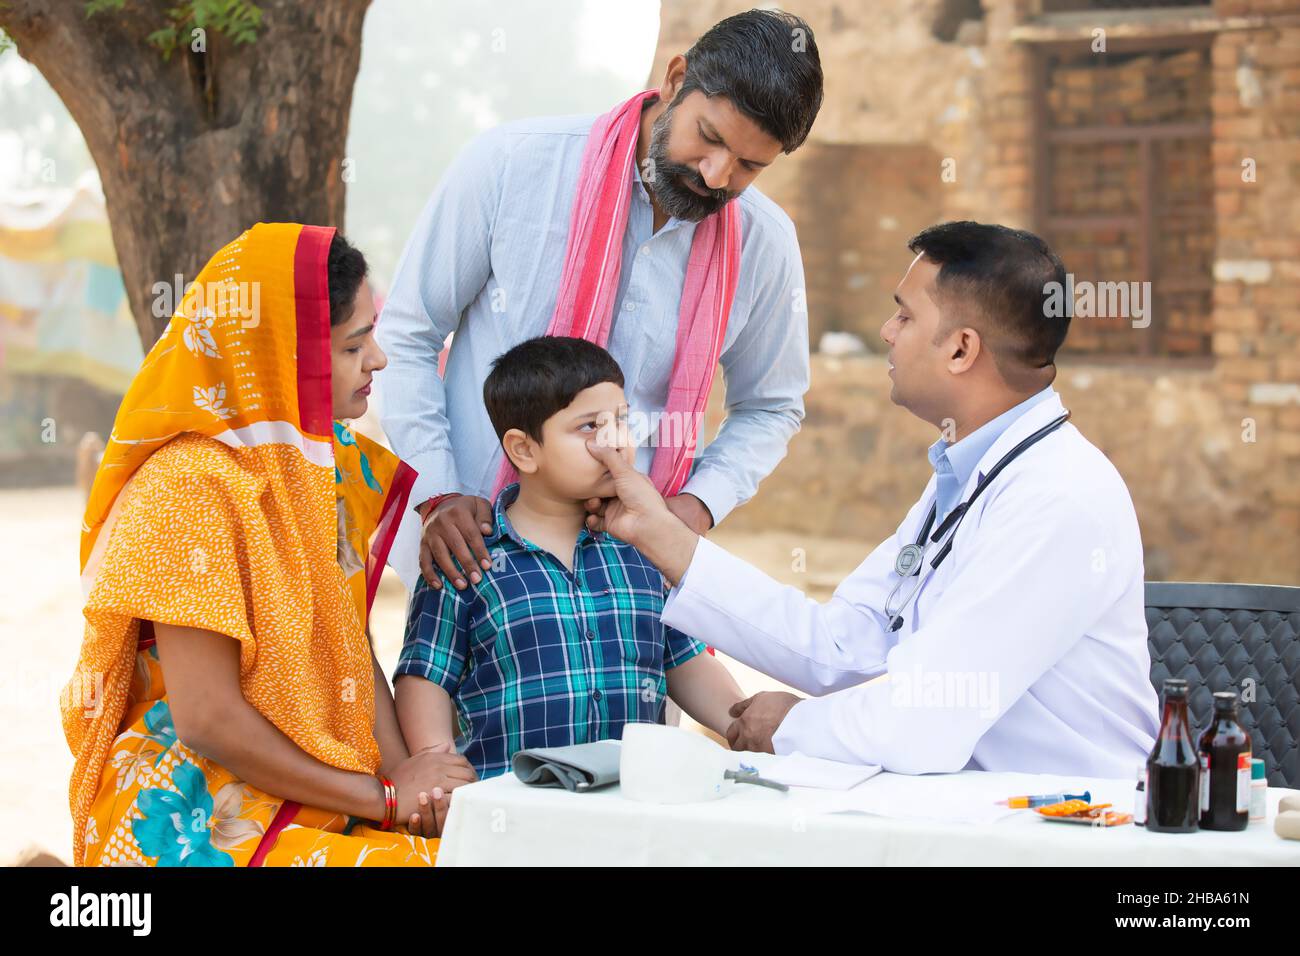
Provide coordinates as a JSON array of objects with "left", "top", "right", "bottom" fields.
[{"left": 394, "top": 483, "right": 705, "bottom": 778}]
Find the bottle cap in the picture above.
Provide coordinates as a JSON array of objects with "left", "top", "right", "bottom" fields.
[
  {"left": 1161, "top": 677, "right": 1189, "bottom": 698},
  {"left": 1212, "top": 691, "right": 1238, "bottom": 712},
  {"left": 1252, "top": 758, "right": 1266, "bottom": 780}
]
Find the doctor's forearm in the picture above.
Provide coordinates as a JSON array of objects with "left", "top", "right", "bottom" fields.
[
  {"left": 661, "top": 539, "right": 891, "bottom": 696},
  {"left": 636, "top": 513, "right": 701, "bottom": 586}
]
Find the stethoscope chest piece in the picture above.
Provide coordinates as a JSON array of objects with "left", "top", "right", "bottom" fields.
[
  {"left": 883, "top": 409, "right": 1072, "bottom": 633},
  {"left": 894, "top": 543, "right": 925, "bottom": 578}
]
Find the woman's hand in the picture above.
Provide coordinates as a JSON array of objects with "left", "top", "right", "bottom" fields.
[
  {"left": 392, "top": 743, "right": 478, "bottom": 837},
  {"left": 405, "top": 787, "right": 446, "bottom": 840}
]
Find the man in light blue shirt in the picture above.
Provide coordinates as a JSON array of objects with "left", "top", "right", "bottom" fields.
[{"left": 377, "top": 10, "right": 824, "bottom": 592}]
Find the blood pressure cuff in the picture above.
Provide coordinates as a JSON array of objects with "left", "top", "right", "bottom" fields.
[{"left": 511, "top": 741, "right": 622, "bottom": 792}]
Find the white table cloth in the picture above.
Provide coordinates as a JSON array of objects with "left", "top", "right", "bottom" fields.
[{"left": 436, "top": 764, "right": 1300, "bottom": 866}]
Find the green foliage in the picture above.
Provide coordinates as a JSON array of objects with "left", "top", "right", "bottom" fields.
[
  {"left": 83, "top": 0, "right": 127, "bottom": 16},
  {"left": 85, "top": 0, "right": 262, "bottom": 61}
]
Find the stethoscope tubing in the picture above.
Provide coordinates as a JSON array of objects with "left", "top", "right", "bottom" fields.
[{"left": 884, "top": 411, "right": 1072, "bottom": 632}]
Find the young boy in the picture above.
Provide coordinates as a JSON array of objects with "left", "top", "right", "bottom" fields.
[{"left": 394, "top": 336, "right": 744, "bottom": 778}]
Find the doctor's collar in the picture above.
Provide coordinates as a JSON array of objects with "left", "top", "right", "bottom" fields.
[{"left": 937, "top": 385, "right": 1056, "bottom": 482}]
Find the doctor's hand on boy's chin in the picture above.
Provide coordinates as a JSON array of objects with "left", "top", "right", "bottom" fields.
[
  {"left": 583, "top": 489, "right": 712, "bottom": 537},
  {"left": 583, "top": 441, "right": 702, "bottom": 585},
  {"left": 725, "top": 692, "right": 803, "bottom": 754},
  {"left": 582, "top": 440, "right": 670, "bottom": 540}
]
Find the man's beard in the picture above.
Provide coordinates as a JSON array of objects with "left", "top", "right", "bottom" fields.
[{"left": 643, "top": 99, "right": 739, "bottom": 222}]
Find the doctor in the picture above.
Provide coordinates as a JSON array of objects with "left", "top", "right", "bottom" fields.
[{"left": 586, "top": 221, "right": 1160, "bottom": 777}]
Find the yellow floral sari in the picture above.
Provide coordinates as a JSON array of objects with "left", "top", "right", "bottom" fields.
[{"left": 62, "top": 222, "right": 432, "bottom": 866}]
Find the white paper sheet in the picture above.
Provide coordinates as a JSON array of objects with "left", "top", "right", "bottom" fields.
[
  {"left": 741, "top": 752, "right": 882, "bottom": 790},
  {"left": 822, "top": 770, "right": 1116, "bottom": 825}
]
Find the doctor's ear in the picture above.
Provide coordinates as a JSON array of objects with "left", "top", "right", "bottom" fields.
[
  {"left": 947, "top": 327, "right": 982, "bottom": 373},
  {"left": 501, "top": 428, "right": 541, "bottom": 475}
]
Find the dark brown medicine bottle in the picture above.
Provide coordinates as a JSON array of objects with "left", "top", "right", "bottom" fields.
[
  {"left": 1197, "top": 691, "right": 1251, "bottom": 831},
  {"left": 1146, "top": 678, "right": 1199, "bottom": 833}
]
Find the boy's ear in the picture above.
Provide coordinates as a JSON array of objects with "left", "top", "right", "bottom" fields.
[{"left": 502, "top": 428, "right": 540, "bottom": 474}]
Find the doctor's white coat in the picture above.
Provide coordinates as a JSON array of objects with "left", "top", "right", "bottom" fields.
[{"left": 662, "top": 390, "right": 1161, "bottom": 777}]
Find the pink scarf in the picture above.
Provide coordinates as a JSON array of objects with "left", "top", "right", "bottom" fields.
[{"left": 491, "top": 89, "right": 743, "bottom": 499}]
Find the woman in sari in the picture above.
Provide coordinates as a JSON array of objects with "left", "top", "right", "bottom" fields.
[{"left": 62, "top": 222, "right": 476, "bottom": 867}]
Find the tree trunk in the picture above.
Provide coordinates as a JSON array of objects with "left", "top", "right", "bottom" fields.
[{"left": 0, "top": 0, "right": 371, "bottom": 348}]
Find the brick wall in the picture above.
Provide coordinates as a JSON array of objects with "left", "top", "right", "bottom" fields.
[
  {"left": 653, "top": 0, "right": 1300, "bottom": 584},
  {"left": 1041, "top": 44, "right": 1215, "bottom": 356},
  {"left": 704, "top": 355, "right": 1267, "bottom": 583},
  {"left": 755, "top": 142, "right": 943, "bottom": 346},
  {"left": 1207, "top": 0, "right": 1300, "bottom": 580}
]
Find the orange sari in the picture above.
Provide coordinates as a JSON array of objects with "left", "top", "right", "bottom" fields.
[{"left": 62, "top": 223, "right": 431, "bottom": 866}]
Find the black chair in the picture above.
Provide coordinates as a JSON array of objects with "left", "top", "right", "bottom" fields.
[{"left": 1145, "top": 582, "right": 1300, "bottom": 789}]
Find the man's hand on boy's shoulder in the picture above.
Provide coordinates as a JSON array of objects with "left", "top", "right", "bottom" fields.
[
  {"left": 420, "top": 494, "right": 495, "bottom": 591},
  {"left": 665, "top": 494, "right": 714, "bottom": 535}
]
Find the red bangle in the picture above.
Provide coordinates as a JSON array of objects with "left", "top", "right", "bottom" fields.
[
  {"left": 377, "top": 773, "right": 397, "bottom": 831},
  {"left": 418, "top": 492, "right": 462, "bottom": 522}
]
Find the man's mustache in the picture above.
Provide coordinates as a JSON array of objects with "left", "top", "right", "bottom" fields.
[{"left": 660, "top": 161, "right": 736, "bottom": 204}]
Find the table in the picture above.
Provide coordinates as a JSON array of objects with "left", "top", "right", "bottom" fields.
[{"left": 436, "top": 764, "right": 1300, "bottom": 866}]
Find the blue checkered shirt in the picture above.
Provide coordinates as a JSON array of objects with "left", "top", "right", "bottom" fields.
[{"left": 394, "top": 483, "right": 706, "bottom": 779}]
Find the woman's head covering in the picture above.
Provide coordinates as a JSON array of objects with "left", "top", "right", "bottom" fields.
[{"left": 64, "top": 223, "right": 414, "bottom": 863}]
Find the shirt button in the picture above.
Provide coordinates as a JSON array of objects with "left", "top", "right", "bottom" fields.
[
  {"left": 639, "top": 245, "right": 650, "bottom": 256},
  {"left": 585, "top": 629, "right": 595, "bottom": 641},
  {"left": 623, "top": 301, "right": 636, "bottom": 312},
  {"left": 593, "top": 690, "right": 603, "bottom": 701}
]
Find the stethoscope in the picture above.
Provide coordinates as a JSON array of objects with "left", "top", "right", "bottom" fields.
[{"left": 884, "top": 412, "right": 1072, "bottom": 633}]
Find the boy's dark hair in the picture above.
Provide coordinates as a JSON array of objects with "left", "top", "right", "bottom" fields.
[
  {"left": 327, "top": 231, "right": 368, "bottom": 327},
  {"left": 907, "top": 221, "right": 1070, "bottom": 384},
  {"left": 679, "top": 9, "right": 823, "bottom": 153},
  {"left": 483, "top": 336, "right": 625, "bottom": 443}
]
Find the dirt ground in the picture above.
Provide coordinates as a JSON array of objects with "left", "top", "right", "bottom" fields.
[{"left": 0, "top": 485, "right": 865, "bottom": 865}]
